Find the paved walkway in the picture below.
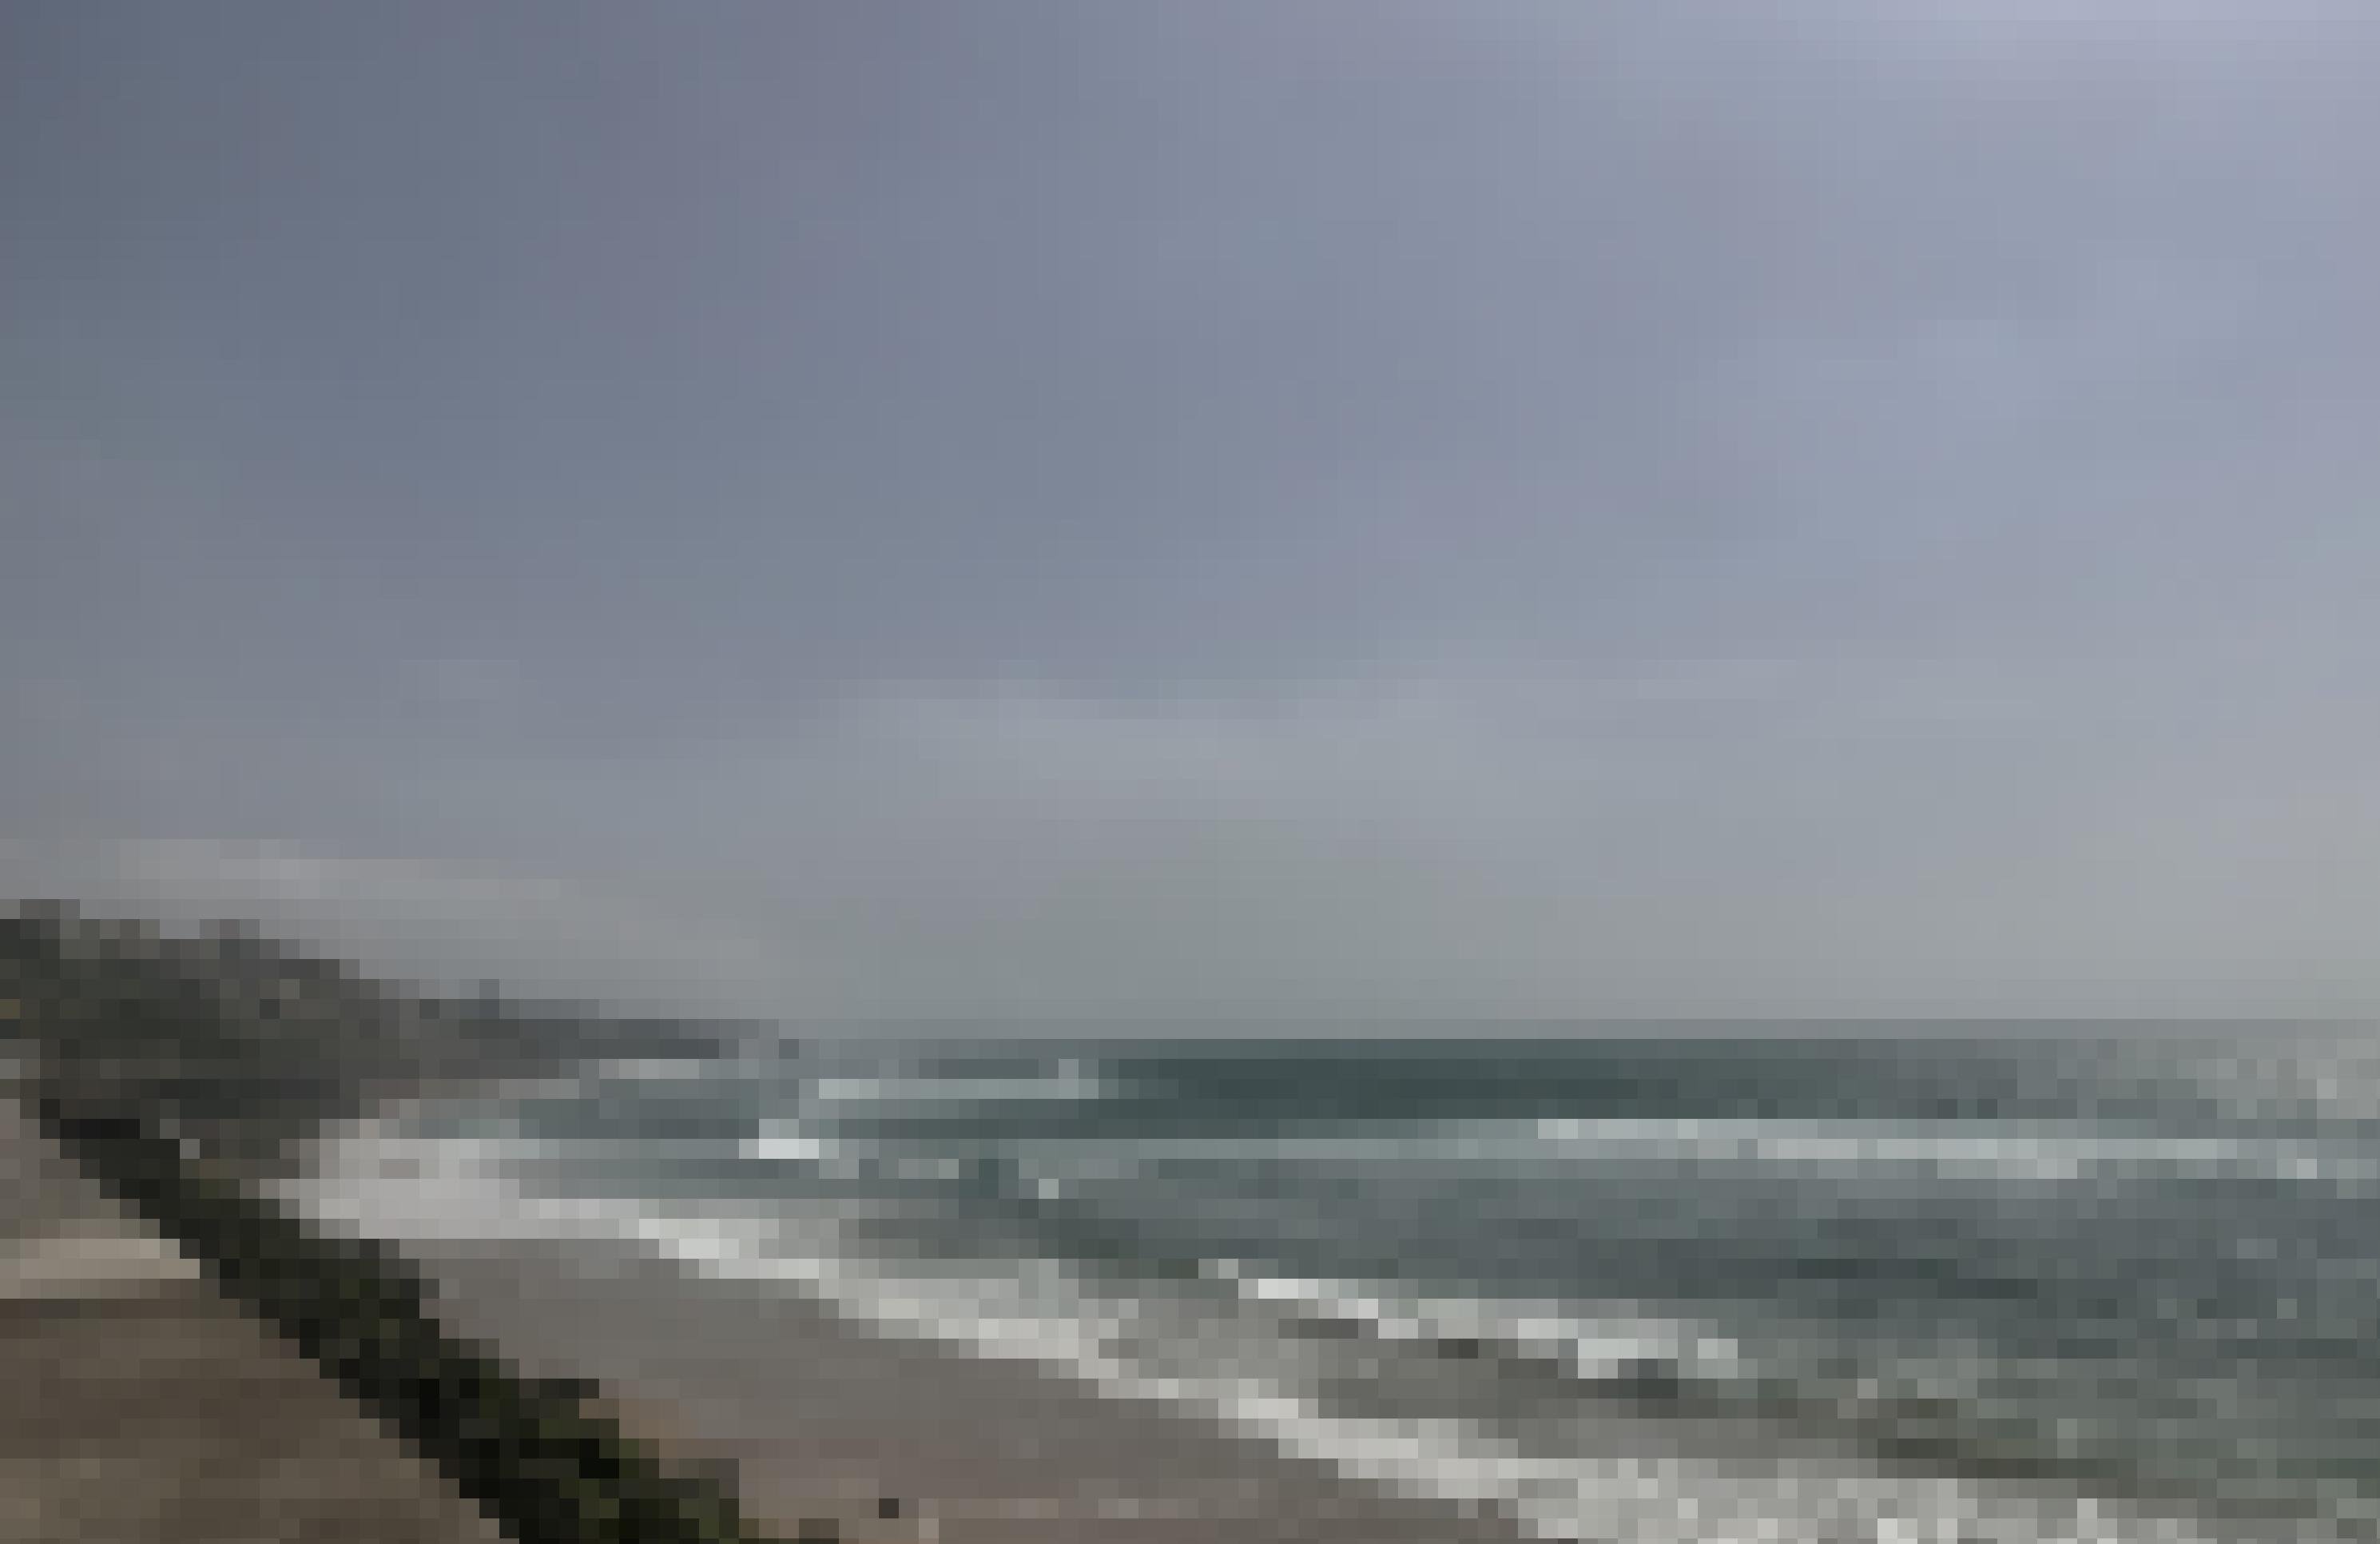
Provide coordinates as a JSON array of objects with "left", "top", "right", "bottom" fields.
[{"left": 0, "top": 1100, "right": 509, "bottom": 1544}]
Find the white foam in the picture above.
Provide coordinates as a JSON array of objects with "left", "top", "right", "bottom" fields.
[
  {"left": 801, "top": 1061, "right": 1111, "bottom": 1112},
  {"left": 1207, "top": 1263, "right": 1754, "bottom": 1387},
  {"left": 1526, "top": 1118, "right": 2380, "bottom": 1188},
  {"left": 284, "top": 1118, "right": 2278, "bottom": 1544},
  {"left": 613, "top": 1210, "right": 2237, "bottom": 1544},
  {"left": 592, "top": 1057, "right": 715, "bottom": 1084},
  {"left": 745, "top": 1122, "right": 832, "bottom": 1164}
]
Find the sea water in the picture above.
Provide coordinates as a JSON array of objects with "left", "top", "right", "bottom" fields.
[{"left": 288, "top": 1031, "right": 2380, "bottom": 1543}]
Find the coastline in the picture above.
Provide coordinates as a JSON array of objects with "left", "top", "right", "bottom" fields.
[
  {"left": 401, "top": 1231, "right": 1537, "bottom": 1544},
  {"left": 6, "top": 1097, "right": 1534, "bottom": 1544},
  {"left": 301, "top": 1069, "right": 2301, "bottom": 1544},
  {"left": 4, "top": 916, "right": 2299, "bottom": 1543},
  {"left": 11, "top": 1022, "right": 1528, "bottom": 1538},
  {"left": 259, "top": 1053, "right": 1552, "bottom": 1543},
  {"left": 260, "top": 1075, "right": 1542, "bottom": 1542},
  {"left": 276, "top": 1065, "right": 1540, "bottom": 1542},
  {"left": 391, "top": 1224, "right": 2293, "bottom": 1544}
]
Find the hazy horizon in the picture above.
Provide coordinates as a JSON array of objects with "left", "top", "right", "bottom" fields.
[{"left": 7, "top": 5, "right": 2378, "bottom": 1024}]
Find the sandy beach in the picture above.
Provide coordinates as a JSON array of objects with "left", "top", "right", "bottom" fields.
[
  {"left": 284, "top": 1067, "right": 1542, "bottom": 1540},
  {"left": 3, "top": 1084, "right": 1536, "bottom": 1544},
  {"left": 407, "top": 1236, "right": 1537, "bottom": 1544}
]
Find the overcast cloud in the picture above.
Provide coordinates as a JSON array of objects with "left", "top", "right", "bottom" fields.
[{"left": 5, "top": 2, "right": 2376, "bottom": 1021}]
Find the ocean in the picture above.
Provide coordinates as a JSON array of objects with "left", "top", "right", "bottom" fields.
[{"left": 288, "top": 1031, "right": 2380, "bottom": 1543}]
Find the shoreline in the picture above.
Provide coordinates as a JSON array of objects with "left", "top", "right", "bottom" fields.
[
  {"left": 2, "top": 906, "right": 2314, "bottom": 1544},
  {"left": 282, "top": 1080, "right": 1536, "bottom": 1542},
  {"left": 305, "top": 1083, "right": 2306, "bottom": 1544},
  {"left": 399, "top": 1228, "right": 2294, "bottom": 1544},
  {"left": 14, "top": 1061, "right": 2311, "bottom": 1544},
  {"left": 400, "top": 1231, "right": 1537, "bottom": 1544},
  {"left": 12, "top": 1045, "right": 1532, "bottom": 1544}
]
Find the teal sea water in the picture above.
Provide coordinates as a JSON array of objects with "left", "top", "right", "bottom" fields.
[{"left": 294, "top": 1031, "right": 2380, "bottom": 1543}]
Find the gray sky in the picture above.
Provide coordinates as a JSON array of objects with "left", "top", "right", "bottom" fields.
[{"left": 6, "top": 2, "right": 2377, "bottom": 1021}]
